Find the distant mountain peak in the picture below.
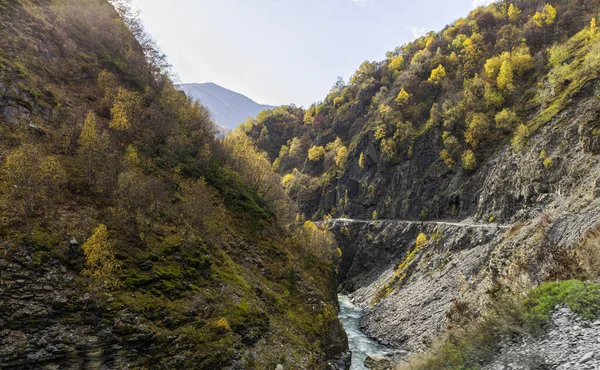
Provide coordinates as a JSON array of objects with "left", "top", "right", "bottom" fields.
[{"left": 178, "top": 82, "right": 275, "bottom": 130}]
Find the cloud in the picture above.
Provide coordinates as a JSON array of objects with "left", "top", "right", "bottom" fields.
[{"left": 410, "top": 27, "right": 428, "bottom": 39}]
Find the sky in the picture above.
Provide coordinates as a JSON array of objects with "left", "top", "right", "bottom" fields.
[{"left": 130, "top": 0, "right": 495, "bottom": 107}]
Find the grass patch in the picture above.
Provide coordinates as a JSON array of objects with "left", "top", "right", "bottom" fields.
[{"left": 524, "top": 280, "right": 600, "bottom": 322}]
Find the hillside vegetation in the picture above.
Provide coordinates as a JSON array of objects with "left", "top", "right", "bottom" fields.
[
  {"left": 0, "top": 0, "right": 345, "bottom": 368},
  {"left": 244, "top": 0, "right": 600, "bottom": 222}
]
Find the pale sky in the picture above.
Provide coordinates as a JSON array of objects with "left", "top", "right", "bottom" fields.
[{"left": 131, "top": 0, "right": 495, "bottom": 107}]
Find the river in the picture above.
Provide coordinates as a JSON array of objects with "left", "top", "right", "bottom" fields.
[{"left": 337, "top": 294, "right": 390, "bottom": 369}]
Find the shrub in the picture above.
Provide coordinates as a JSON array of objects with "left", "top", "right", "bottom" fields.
[
  {"left": 495, "top": 108, "right": 518, "bottom": 131},
  {"left": 359, "top": 152, "right": 366, "bottom": 168},
  {"left": 511, "top": 124, "right": 530, "bottom": 152},
  {"left": 281, "top": 173, "right": 295, "bottom": 187},
  {"left": 440, "top": 149, "right": 455, "bottom": 169},
  {"left": 215, "top": 317, "right": 231, "bottom": 333},
  {"left": 416, "top": 233, "right": 428, "bottom": 249},
  {"left": 461, "top": 150, "right": 477, "bottom": 170}
]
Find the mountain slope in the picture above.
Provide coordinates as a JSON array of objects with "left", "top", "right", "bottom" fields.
[
  {"left": 179, "top": 82, "right": 275, "bottom": 130},
  {"left": 0, "top": 1, "right": 347, "bottom": 369},
  {"left": 243, "top": 0, "right": 600, "bottom": 368}
]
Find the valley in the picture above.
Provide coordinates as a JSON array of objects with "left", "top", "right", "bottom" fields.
[{"left": 1, "top": 0, "right": 600, "bottom": 369}]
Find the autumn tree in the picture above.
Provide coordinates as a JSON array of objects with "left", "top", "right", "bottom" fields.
[
  {"left": 116, "top": 169, "right": 168, "bottom": 241},
  {"left": 462, "top": 33, "right": 485, "bottom": 77},
  {"left": 465, "top": 113, "right": 491, "bottom": 148},
  {"left": 78, "top": 112, "right": 111, "bottom": 191},
  {"left": 335, "top": 146, "right": 349, "bottom": 168},
  {"left": 428, "top": 64, "right": 447, "bottom": 84},
  {"left": 416, "top": 232, "right": 428, "bottom": 249},
  {"left": 462, "top": 149, "right": 477, "bottom": 170},
  {"left": 308, "top": 146, "right": 326, "bottom": 161},
  {"left": 179, "top": 178, "right": 226, "bottom": 244},
  {"left": 511, "top": 124, "right": 530, "bottom": 152},
  {"left": 507, "top": 4, "right": 521, "bottom": 23},
  {"left": 495, "top": 109, "right": 518, "bottom": 132},
  {"left": 359, "top": 152, "right": 366, "bottom": 169},
  {"left": 497, "top": 60, "right": 515, "bottom": 90},
  {"left": 388, "top": 55, "right": 404, "bottom": 72},
  {"left": 440, "top": 149, "right": 455, "bottom": 169},
  {"left": 82, "top": 224, "right": 120, "bottom": 287},
  {"left": 1, "top": 145, "right": 66, "bottom": 219},
  {"left": 299, "top": 221, "right": 336, "bottom": 261},
  {"left": 110, "top": 87, "right": 140, "bottom": 131},
  {"left": 395, "top": 88, "right": 410, "bottom": 105},
  {"left": 590, "top": 18, "right": 598, "bottom": 39},
  {"left": 533, "top": 4, "right": 557, "bottom": 27}
]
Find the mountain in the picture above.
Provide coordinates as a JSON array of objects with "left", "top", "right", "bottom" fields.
[
  {"left": 178, "top": 82, "right": 275, "bottom": 130},
  {"left": 244, "top": 0, "right": 600, "bottom": 368},
  {"left": 0, "top": 1, "right": 347, "bottom": 369}
]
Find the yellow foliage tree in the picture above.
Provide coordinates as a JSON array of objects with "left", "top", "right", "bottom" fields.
[
  {"left": 281, "top": 173, "right": 295, "bottom": 187},
  {"left": 497, "top": 60, "right": 515, "bottom": 90},
  {"left": 416, "top": 233, "right": 428, "bottom": 249},
  {"left": 533, "top": 4, "right": 557, "bottom": 27},
  {"left": 301, "top": 221, "right": 336, "bottom": 260},
  {"left": 507, "top": 4, "right": 521, "bottom": 23},
  {"left": 308, "top": 146, "right": 326, "bottom": 161},
  {"left": 388, "top": 55, "right": 404, "bottom": 71},
  {"left": 82, "top": 224, "right": 120, "bottom": 287},
  {"left": 395, "top": 88, "right": 410, "bottom": 105},
  {"left": 1, "top": 145, "right": 67, "bottom": 218},
  {"left": 495, "top": 109, "right": 519, "bottom": 131},
  {"left": 511, "top": 124, "right": 530, "bottom": 152},
  {"left": 590, "top": 17, "right": 598, "bottom": 39},
  {"left": 465, "top": 113, "right": 491, "bottom": 149},
  {"left": 78, "top": 112, "right": 109, "bottom": 187},
  {"left": 110, "top": 87, "right": 139, "bottom": 131},
  {"left": 428, "top": 64, "right": 447, "bottom": 84},
  {"left": 461, "top": 149, "right": 477, "bottom": 170},
  {"left": 335, "top": 146, "right": 348, "bottom": 168},
  {"left": 440, "top": 149, "right": 455, "bottom": 169},
  {"left": 359, "top": 152, "right": 366, "bottom": 169}
]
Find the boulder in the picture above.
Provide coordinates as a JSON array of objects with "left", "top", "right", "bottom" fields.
[{"left": 364, "top": 354, "right": 392, "bottom": 370}]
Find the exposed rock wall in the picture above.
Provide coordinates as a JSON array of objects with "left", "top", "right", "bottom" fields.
[
  {"left": 318, "top": 80, "right": 600, "bottom": 224},
  {"left": 329, "top": 208, "right": 600, "bottom": 359}
]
